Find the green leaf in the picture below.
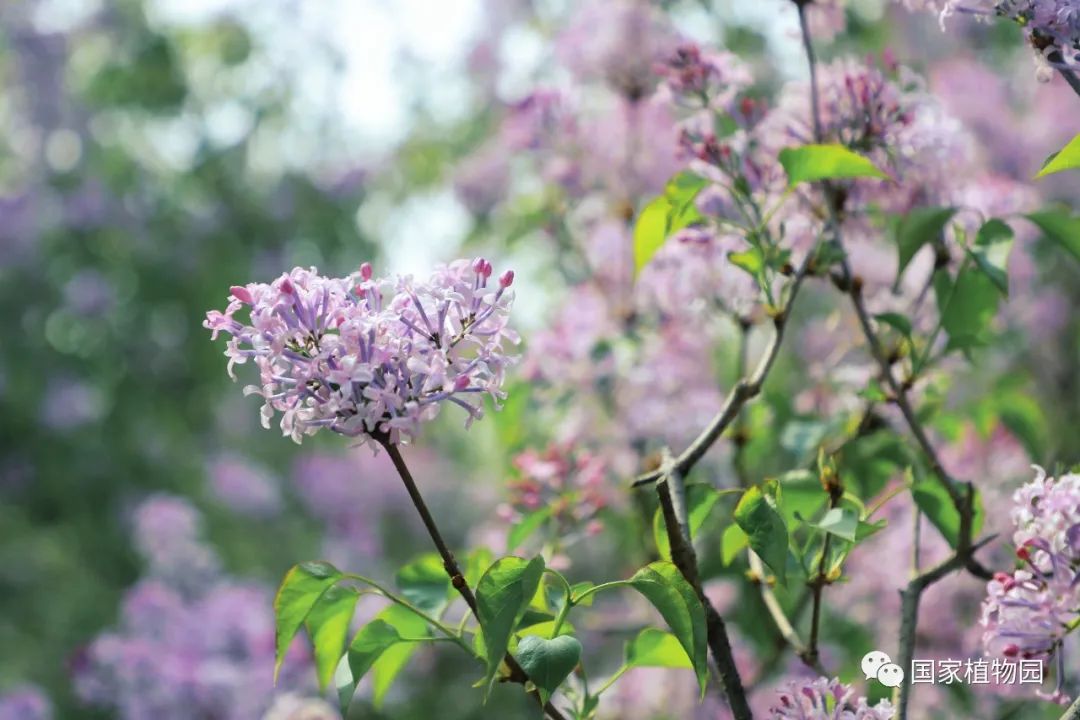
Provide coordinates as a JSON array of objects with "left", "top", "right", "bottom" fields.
[
  {"left": 995, "top": 390, "right": 1049, "bottom": 460},
  {"left": 629, "top": 562, "right": 708, "bottom": 694},
  {"left": 371, "top": 607, "right": 429, "bottom": 708},
  {"left": 728, "top": 248, "right": 764, "bottom": 277},
  {"left": 734, "top": 486, "right": 789, "bottom": 584},
  {"left": 911, "top": 476, "right": 984, "bottom": 549},
  {"left": 507, "top": 506, "right": 554, "bottom": 553},
  {"left": 305, "top": 585, "right": 360, "bottom": 691},
  {"left": 874, "top": 312, "right": 913, "bottom": 339},
  {"left": 634, "top": 196, "right": 673, "bottom": 276},
  {"left": 395, "top": 554, "right": 451, "bottom": 616},
  {"left": 812, "top": 508, "right": 858, "bottom": 542},
  {"left": 1026, "top": 210, "right": 1080, "bottom": 263},
  {"left": 653, "top": 484, "right": 721, "bottom": 561},
  {"left": 475, "top": 556, "right": 546, "bottom": 697},
  {"left": 773, "top": 470, "right": 827, "bottom": 529},
  {"left": 855, "top": 518, "right": 888, "bottom": 543},
  {"left": 720, "top": 523, "right": 749, "bottom": 566},
  {"left": 780, "top": 420, "right": 829, "bottom": 462},
  {"left": 570, "top": 582, "right": 596, "bottom": 606},
  {"left": 1035, "top": 133, "right": 1080, "bottom": 178},
  {"left": 893, "top": 206, "right": 956, "bottom": 280},
  {"left": 968, "top": 219, "right": 1014, "bottom": 296},
  {"left": 666, "top": 171, "right": 707, "bottom": 234},
  {"left": 935, "top": 265, "right": 1001, "bottom": 351},
  {"left": 338, "top": 604, "right": 430, "bottom": 712},
  {"left": 778, "top": 143, "right": 888, "bottom": 187},
  {"left": 625, "top": 628, "right": 692, "bottom": 669},
  {"left": 514, "top": 635, "right": 583, "bottom": 703},
  {"left": 274, "top": 561, "right": 343, "bottom": 681}
]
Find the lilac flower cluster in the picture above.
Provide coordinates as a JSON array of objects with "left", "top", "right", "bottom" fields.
[
  {"left": 204, "top": 260, "right": 519, "bottom": 447},
  {"left": 74, "top": 495, "right": 319, "bottom": 719},
  {"left": 768, "top": 677, "right": 895, "bottom": 719},
  {"left": 981, "top": 467, "right": 1080, "bottom": 675}
]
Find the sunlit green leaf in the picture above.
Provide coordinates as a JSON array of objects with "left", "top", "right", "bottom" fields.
[
  {"left": 305, "top": 585, "right": 360, "bottom": 691},
  {"left": 1026, "top": 210, "right": 1080, "bottom": 263},
  {"left": 274, "top": 561, "right": 343, "bottom": 681},
  {"left": 734, "top": 486, "right": 789, "bottom": 585},
  {"left": 625, "top": 628, "right": 692, "bottom": 669},
  {"left": 812, "top": 507, "right": 858, "bottom": 542},
  {"left": 1035, "top": 133, "right": 1080, "bottom": 178},
  {"left": 779, "top": 144, "right": 888, "bottom": 187},
  {"left": 475, "top": 556, "right": 545, "bottom": 697},
  {"left": 629, "top": 562, "right": 708, "bottom": 694},
  {"left": 396, "top": 553, "right": 451, "bottom": 616}
]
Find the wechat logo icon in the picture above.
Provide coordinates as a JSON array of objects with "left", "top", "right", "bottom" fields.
[{"left": 862, "top": 650, "right": 905, "bottom": 688}]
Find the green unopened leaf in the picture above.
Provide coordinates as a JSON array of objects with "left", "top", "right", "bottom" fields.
[
  {"left": 274, "top": 561, "right": 343, "bottom": 681},
  {"left": 396, "top": 554, "right": 451, "bottom": 616},
  {"left": 305, "top": 585, "right": 361, "bottom": 691},
  {"left": 515, "top": 634, "right": 582, "bottom": 703},
  {"left": 779, "top": 144, "right": 888, "bottom": 187},
  {"left": 1026, "top": 210, "right": 1080, "bottom": 263},
  {"left": 734, "top": 486, "right": 789, "bottom": 585},
  {"left": 911, "top": 477, "right": 984, "bottom": 549},
  {"left": 629, "top": 562, "right": 708, "bottom": 694},
  {"left": 1035, "top": 133, "right": 1080, "bottom": 178},
  {"left": 813, "top": 507, "right": 858, "bottom": 542},
  {"left": 625, "top": 628, "right": 692, "bottom": 669},
  {"left": 476, "top": 556, "right": 546, "bottom": 698},
  {"left": 893, "top": 206, "right": 956, "bottom": 280},
  {"left": 653, "top": 484, "right": 721, "bottom": 561},
  {"left": 507, "top": 506, "right": 554, "bottom": 552}
]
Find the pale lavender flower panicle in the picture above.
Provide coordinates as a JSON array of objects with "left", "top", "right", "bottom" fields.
[
  {"left": 0, "top": 685, "right": 52, "bottom": 720},
  {"left": 768, "top": 677, "right": 895, "bottom": 719},
  {"left": 655, "top": 42, "right": 753, "bottom": 110},
  {"left": 204, "top": 260, "right": 519, "bottom": 447},
  {"left": 980, "top": 467, "right": 1080, "bottom": 700},
  {"left": 132, "top": 494, "right": 220, "bottom": 593}
]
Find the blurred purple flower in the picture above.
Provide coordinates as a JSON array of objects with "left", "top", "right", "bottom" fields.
[
  {"left": 63, "top": 269, "right": 115, "bottom": 317},
  {"left": 0, "top": 685, "right": 52, "bottom": 720},
  {"left": 206, "top": 454, "right": 282, "bottom": 518},
  {"left": 768, "top": 677, "right": 894, "bottom": 719},
  {"left": 132, "top": 495, "right": 220, "bottom": 594},
  {"left": 39, "top": 377, "right": 105, "bottom": 431}
]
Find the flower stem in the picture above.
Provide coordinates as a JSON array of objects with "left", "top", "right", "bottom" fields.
[{"left": 380, "top": 439, "right": 568, "bottom": 720}]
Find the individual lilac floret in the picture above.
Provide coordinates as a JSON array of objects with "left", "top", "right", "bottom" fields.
[
  {"left": 768, "top": 677, "right": 895, "bottom": 719},
  {"left": 204, "top": 259, "right": 519, "bottom": 447},
  {"left": 980, "top": 466, "right": 1080, "bottom": 700}
]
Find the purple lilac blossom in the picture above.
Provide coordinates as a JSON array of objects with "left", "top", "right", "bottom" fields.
[
  {"left": 204, "top": 260, "right": 519, "bottom": 447},
  {"left": 980, "top": 467, "right": 1080, "bottom": 703},
  {"left": 767, "top": 677, "right": 895, "bottom": 719},
  {"left": 0, "top": 685, "right": 52, "bottom": 720},
  {"left": 206, "top": 454, "right": 282, "bottom": 517}
]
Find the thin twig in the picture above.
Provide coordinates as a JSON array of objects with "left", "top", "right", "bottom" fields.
[
  {"left": 1059, "top": 693, "right": 1080, "bottom": 720},
  {"left": 892, "top": 535, "right": 996, "bottom": 717},
  {"left": 806, "top": 486, "right": 841, "bottom": 666},
  {"left": 1059, "top": 68, "right": 1080, "bottom": 99},
  {"left": 656, "top": 474, "right": 754, "bottom": 720},
  {"left": 633, "top": 251, "right": 816, "bottom": 487},
  {"left": 381, "top": 440, "right": 568, "bottom": 720}
]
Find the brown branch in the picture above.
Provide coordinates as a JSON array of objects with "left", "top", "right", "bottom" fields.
[
  {"left": 656, "top": 475, "right": 754, "bottom": 720},
  {"left": 381, "top": 440, "right": 568, "bottom": 720},
  {"left": 1059, "top": 693, "right": 1080, "bottom": 720},
  {"left": 633, "top": 252, "right": 815, "bottom": 488}
]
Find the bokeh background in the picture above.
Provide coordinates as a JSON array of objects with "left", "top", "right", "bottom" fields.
[{"left": 1, "top": 0, "right": 1077, "bottom": 718}]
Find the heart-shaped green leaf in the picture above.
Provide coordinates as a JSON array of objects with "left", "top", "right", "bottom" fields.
[
  {"left": 273, "top": 561, "right": 342, "bottom": 682},
  {"left": 514, "top": 634, "right": 582, "bottom": 703},
  {"left": 475, "top": 556, "right": 545, "bottom": 698}
]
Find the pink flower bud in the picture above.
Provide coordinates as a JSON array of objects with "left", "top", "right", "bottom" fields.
[
  {"left": 453, "top": 375, "right": 471, "bottom": 391},
  {"left": 359, "top": 262, "right": 373, "bottom": 281},
  {"left": 279, "top": 277, "right": 295, "bottom": 295},
  {"left": 230, "top": 286, "right": 253, "bottom": 304},
  {"left": 473, "top": 257, "right": 492, "bottom": 278},
  {"left": 499, "top": 270, "right": 515, "bottom": 288}
]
